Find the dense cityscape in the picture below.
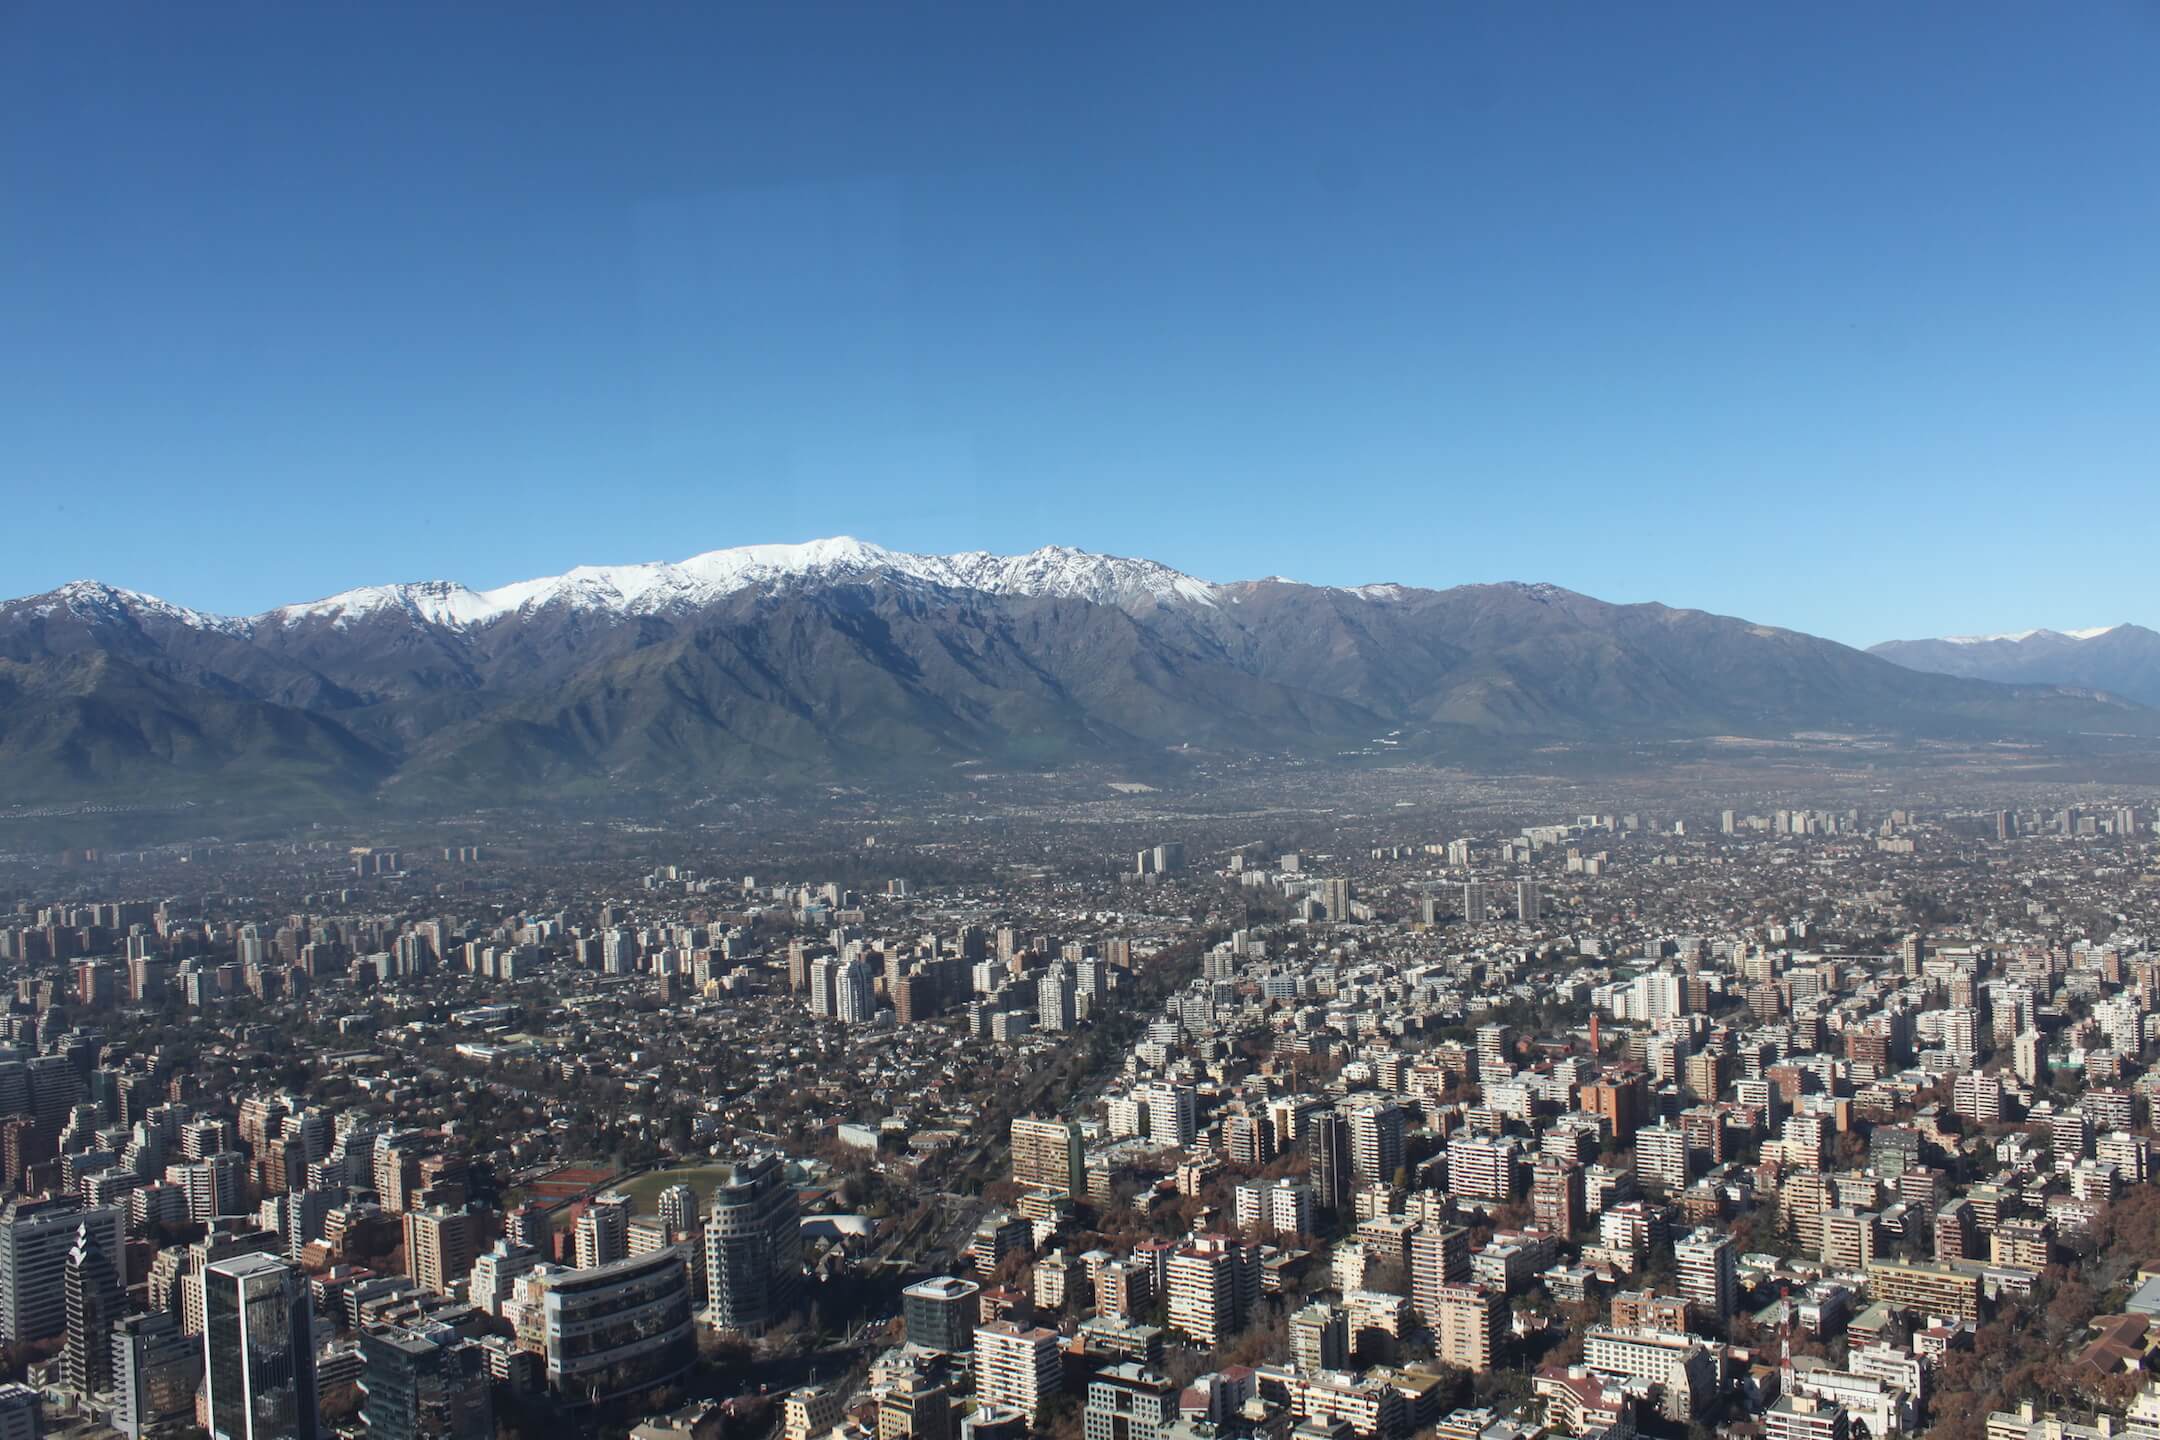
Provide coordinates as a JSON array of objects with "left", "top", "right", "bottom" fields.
[
  {"left": 13, "top": 2, "right": 2159, "bottom": 1439},
  {"left": 0, "top": 770, "right": 2156, "bottom": 1440}
]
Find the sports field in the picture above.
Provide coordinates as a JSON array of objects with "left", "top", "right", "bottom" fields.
[
  {"left": 608, "top": 1162, "right": 735, "bottom": 1211},
  {"left": 503, "top": 1162, "right": 620, "bottom": 1209}
]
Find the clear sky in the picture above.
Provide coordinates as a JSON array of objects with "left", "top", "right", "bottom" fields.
[{"left": 6, "top": 4, "right": 2157, "bottom": 645}]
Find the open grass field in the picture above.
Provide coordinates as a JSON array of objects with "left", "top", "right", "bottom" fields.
[{"left": 608, "top": 1162, "right": 736, "bottom": 1212}]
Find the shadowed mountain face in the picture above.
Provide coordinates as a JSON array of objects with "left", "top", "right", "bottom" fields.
[
  {"left": 0, "top": 652, "right": 392, "bottom": 808},
  {"left": 2, "top": 543, "right": 2154, "bottom": 809},
  {"left": 1871, "top": 626, "right": 2160, "bottom": 708}
]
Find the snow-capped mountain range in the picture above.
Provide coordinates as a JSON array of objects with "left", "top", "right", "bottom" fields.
[
  {"left": 5, "top": 539, "right": 2155, "bottom": 815},
  {"left": 8, "top": 537, "right": 1240, "bottom": 632}
]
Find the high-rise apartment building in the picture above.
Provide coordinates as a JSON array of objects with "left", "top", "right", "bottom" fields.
[
  {"left": 112, "top": 1311, "right": 202, "bottom": 1439},
  {"left": 168, "top": 1152, "right": 248, "bottom": 1223},
  {"left": 403, "top": 1207, "right": 477, "bottom": 1297},
  {"left": 1036, "top": 972, "right": 1077, "bottom": 1032},
  {"left": 1636, "top": 1124, "right": 1689, "bottom": 1192},
  {"left": 706, "top": 1153, "right": 803, "bottom": 1335},
  {"left": 974, "top": 1321, "right": 1062, "bottom": 1416},
  {"left": 1427, "top": 1284, "right": 1500, "bottom": 1373},
  {"left": 1674, "top": 1227, "right": 1736, "bottom": 1320},
  {"left": 1934, "top": 1200, "right": 1974, "bottom": 1262},
  {"left": 0, "top": 1386, "right": 37, "bottom": 1440},
  {"left": 468, "top": 1241, "right": 541, "bottom": 1319},
  {"left": 573, "top": 1193, "right": 632, "bottom": 1271},
  {"left": 1531, "top": 1160, "right": 1583, "bottom": 1239},
  {"left": 1094, "top": 1260, "right": 1150, "bottom": 1320},
  {"left": 1579, "top": 1074, "right": 1647, "bottom": 1142},
  {"left": 1010, "top": 1118, "right": 1086, "bottom": 1196},
  {"left": 1445, "top": 1134, "right": 1518, "bottom": 1203},
  {"left": 807, "top": 955, "right": 842, "bottom": 1018},
  {"left": 1346, "top": 1102, "right": 1405, "bottom": 1188},
  {"left": 1234, "top": 1178, "right": 1314, "bottom": 1238},
  {"left": 1820, "top": 1210, "right": 1880, "bottom": 1272},
  {"left": 1165, "top": 1234, "right": 1258, "bottom": 1347},
  {"left": 656, "top": 1184, "right": 699, "bottom": 1236},
  {"left": 1136, "top": 1083, "right": 1197, "bottom": 1150},
  {"left": 1410, "top": 1225, "right": 1471, "bottom": 1327},
  {"left": 1309, "top": 1110, "right": 1350, "bottom": 1214},
  {"left": 0, "top": 1196, "right": 124, "bottom": 1347},
  {"left": 1476, "top": 1023, "right": 1513, "bottom": 1076},
  {"left": 1289, "top": 1301, "right": 1348, "bottom": 1373},
  {"left": 835, "top": 956, "right": 878, "bottom": 1024},
  {"left": 358, "top": 1323, "right": 495, "bottom": 1440},
  {"left": 538, "top": 1250, "right": 695, "bottom": 1406}
]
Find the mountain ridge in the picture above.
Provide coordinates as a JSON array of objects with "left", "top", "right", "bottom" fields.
[
  {"left": 1871, "top": 623, "right": 2160, "bottom": 707},
  {"left": 4, "top": 540, "right": 2157, "bottom": 812}
]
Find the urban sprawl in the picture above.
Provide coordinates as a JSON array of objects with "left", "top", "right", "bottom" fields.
[{"left": 0, "top": 784, "right": 2157, "bottom": 1440}]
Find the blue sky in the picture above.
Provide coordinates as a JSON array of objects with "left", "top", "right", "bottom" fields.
[{"left": 5, "top": 4, "right": 2157, "bottom": 645}]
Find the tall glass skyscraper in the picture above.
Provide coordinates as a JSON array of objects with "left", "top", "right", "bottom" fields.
[
  {"left": 204, "top": 1252, "right": 318, "bottom": 1440},
  {"left": 63, "top": 1222, "right": 123, "bottom": 1395}
]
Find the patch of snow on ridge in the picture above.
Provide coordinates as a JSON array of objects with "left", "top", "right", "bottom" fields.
[
  {"left": 1943, "top": 630, "right": 2041, "bottom": 645},
  {"left": 1941, "top": 626, "right": 2120, "bottom": 646},
  {"left": 1502, "top": 581, "right": 1566, "bottom": 603}
]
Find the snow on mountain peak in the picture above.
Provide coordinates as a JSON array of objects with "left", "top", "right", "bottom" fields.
[
  {"left": 247, "top": 537, "right": 1222, "bottom": 629},
  {"left": 15, "top": 539, "right": 1485, "bottom": 631},
  {"left": 935, "top": 545, "right": 1222, "bottom": 609},
  {"left": 11, "top": 580, "right": 245, "bottom": 634},
  {"left": 274, "top": 580, "right": 498, "bottom": 629}
]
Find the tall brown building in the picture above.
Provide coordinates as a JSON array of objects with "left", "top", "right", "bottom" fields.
[
  {"left": 1580, "top": 1075, "right": 1648, "bottom": 1142},
  {"left": 404, "top": 1207, "right": 478, "bottom": 1296},
  {"left": 1935, "top": 1199, "right": 1973, "bottom": 1262},
  {"left": 1683, "top": 1050, "right": 1727, "bottom": 1104},
  {"left": 1009, "top": 1118, "right": 1085, "bottom": 1196},
  {"left": 1428, "top": 1284, "right": 1500, "bottom": 1373},
  {"left": 1531, "top": 1160, "right": 1583, "bottom": 1239}
]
